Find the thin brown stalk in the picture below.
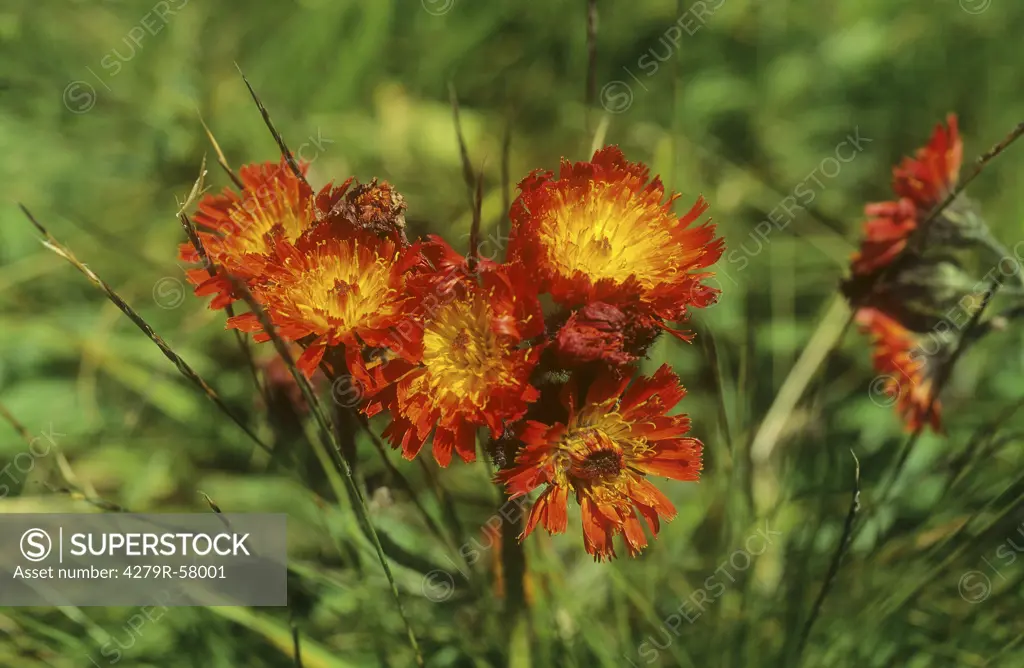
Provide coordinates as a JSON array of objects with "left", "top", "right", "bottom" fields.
[
  {"left": 448, "top": 83, "right": 477, "bottom": 209},
  {"left": 317, "top": 353, "right": 464, "bottom": 555},
  {"left": 41, "top": 482, "right": 129, "bottom": 513},
  {"left": 200, "top": 490, "right": 224, "bottom": 514},
  {"left": 0, "top": 401, "right": 32, "bottom": 443},
  {"left": 178, "top": 202, "right": 425, "bottom": 660},
  {"left": 0, "top": 404, "right": 128, "bottom": 512},
  {"left": 877, "top": 281, "right": 998, "bottom": 501},
  {"left": 794, "top": 450, "right": 861, "bottom": 666},
  {"left": 18, "top": 204, "right": 273, "bottom": 456},
  {"left": 227, "top": 276, "right": 424, "bottom": 667},
  {"left": 448, "top": 83, "right": 486, "bottom": 271},
  {"left": 177, "top": 205, "right": 268, "bottom": 407},
  {"left": 0, "top": 406, "right": 122, "bottom": 511},
  {"left": 585, "top": 0, "right": 597, "bottom": 109},
  {"left": 236, "top": 63, "right": 310, "bottom": 188},
  {"left": 198, "top": 492, "right": 237, "bottom": 536},
  {"left": 198, "top": 113, "right": 246, "bottom": 190},
  {"left": 468, "top": 166, "right": 485, "bottom": 271}
]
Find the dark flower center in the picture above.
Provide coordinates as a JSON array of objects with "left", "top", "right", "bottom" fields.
[
  {"left": 576, "top": 449, "right": 623, "bottom": 480},
  {"left": 451, "top": 329, "right": 470, "bottom": 352},
  {"left": 333, "top": 279, "right": 354, "bottom": 297}
]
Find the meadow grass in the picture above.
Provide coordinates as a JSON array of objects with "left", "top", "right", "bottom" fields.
[{"left": 2, "top": 1, "right": 1024, "bottom": 666}]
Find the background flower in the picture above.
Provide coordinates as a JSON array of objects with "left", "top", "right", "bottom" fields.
[
  {"left": 849, "top": 115, "right": 962, "bottom": 277},
  {"left": 856, "top": 307, "right": 946, "bottom": 432}
]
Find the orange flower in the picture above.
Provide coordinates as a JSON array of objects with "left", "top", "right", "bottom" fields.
[
  {"left": 498, "top": 365, "right": 702, "bottom": 561},
  {"left": 226, "top": 218, "right": 425, "bottom": 378},
  {"left": 508, "top": 146, "right": 724, "bottom": 343},
  {"left": 182, "top": 162, "right": 411, "bottom": 311},
  {"left": 180, "top": 159, "right": 322, "bottom": 308},
  {"left": 850, "top": 115, "right": 962, "bottom": 276},
  {"left": 856, "top": 307, "right": 943, "bottom": 433},
  {"left": 361, "top": 247, "right": 544, "bottom": 467}
]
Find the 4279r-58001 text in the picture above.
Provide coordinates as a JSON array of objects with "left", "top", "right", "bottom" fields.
[
  {"left": 10, "top": 564, "right": 226, "bottom": 580},
  {"left": 124, "top": 565, "right": 226, "bottom": 579}
]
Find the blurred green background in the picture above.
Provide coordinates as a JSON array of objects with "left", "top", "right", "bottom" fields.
[{"left": 2, "top": 0, "right": 1024, "bottom": 666}]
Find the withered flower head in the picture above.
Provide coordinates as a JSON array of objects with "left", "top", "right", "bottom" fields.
[
  {"left": 553, "top": 301, "right": 663, "bottom": 367},
  {"left": 316, "top": 178, "right": 408, "bottom": 242}
]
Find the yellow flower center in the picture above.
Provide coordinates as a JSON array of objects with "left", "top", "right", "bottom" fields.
[
  {"left": 226, "top": 182, "right": 310, "bottom": 256},
  {"left": 539, "top": 183, "right": 682, "bottom": 289},
  {"left": 415, "top": 292, "right": 517, "bottom": 409},
  {"left": 283, "top": 242, "right": 396, "bottom": 331}
]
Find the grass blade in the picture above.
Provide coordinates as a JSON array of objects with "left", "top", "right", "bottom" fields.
[
  {"left": 751, "top": 296, "right": 852, "bottom": 464},
  {"left": 18, "top": 204, "right": 273, "bottom": 456},
  {"left": 198, "top": 112, "right": 246, "bottom": 190},
  {"left": 794, "top": 450, "right": 861, "bottom": 665},
  {"left": 469, "top": 165, "right": 485, "bottom": 271},
  {"left": 500, "top": 117, "right": 512, "bottom": 240},
  {"left": 236, "top": 63, "right": 310, "bottom": 188},
  {"left": 226, "top": 275, "right": 425, "bottom": 667},
  {"left": 448, "top": 83, "right": 477, "bottom": 209},
  {"left": 585, "top": 0, "right": 597, "bottom": 109},
  {"left": 291, "top": 621, "right": 304, "bottom": 668}
]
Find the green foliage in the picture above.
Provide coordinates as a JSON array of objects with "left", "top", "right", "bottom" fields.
[{"left": 2, "top": 0, "right": 1024, "bottom": 666}]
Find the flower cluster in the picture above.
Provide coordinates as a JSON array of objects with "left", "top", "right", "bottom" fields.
[
  {"left": 182, "top": 147, "right": 724, "bottom": 560},
  {"left": 844, "top": 114, "right": 1009, "bottom": 432}
]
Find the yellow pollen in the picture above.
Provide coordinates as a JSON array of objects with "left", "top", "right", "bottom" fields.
[
  {"left": 282, "top": 242, "right": 394, "bottom": 331},
  {"left": 539, "top": 183, "right": 693, "bottom": 289},
  {"left": 414, "top": 294, "right": 517, "bottom": 409},
  {"left": 226, "top": 182, "right": 309, "bottom": 256}
]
